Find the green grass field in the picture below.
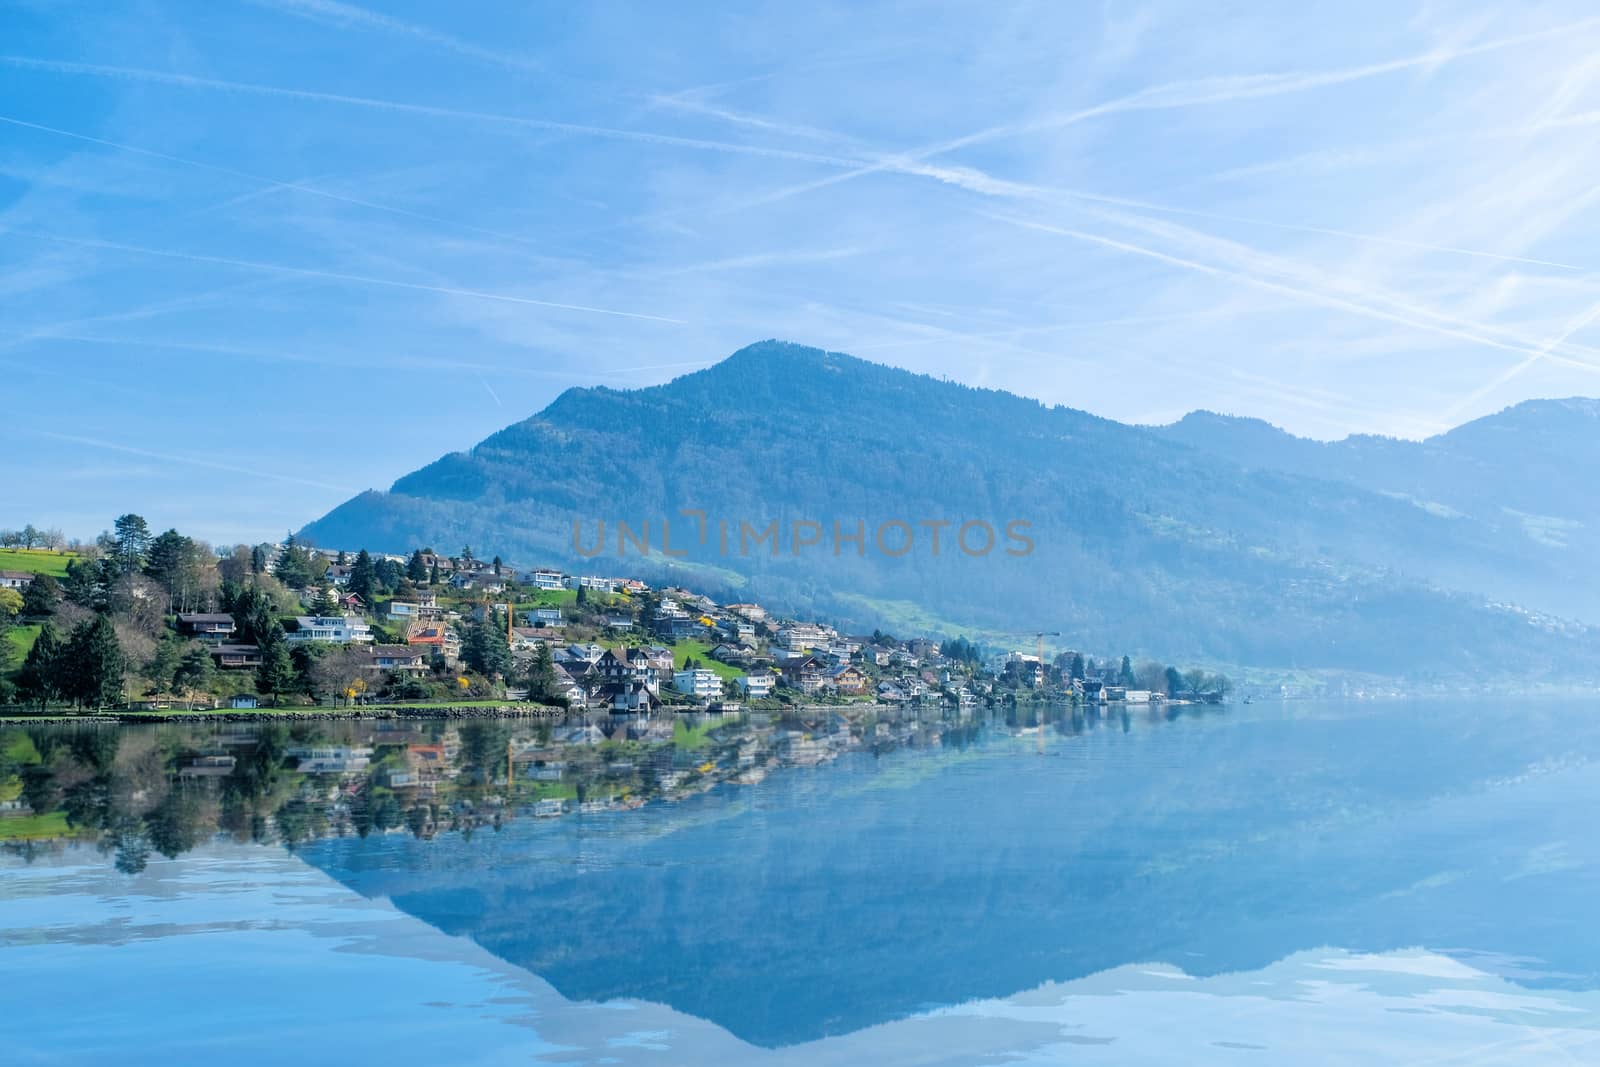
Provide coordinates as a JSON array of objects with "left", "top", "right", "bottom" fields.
[
  {"left": 0, "top": 549, "right": 79, "bottom": 578},
  {"left": 4, "top": 623, "right": 41, "bottom": 663},
  {"left": 0, "top": 811, "right": 75, "bottom": 841},
  {"left": 605, "top": 637, "right": 744, "bottom": 682}
]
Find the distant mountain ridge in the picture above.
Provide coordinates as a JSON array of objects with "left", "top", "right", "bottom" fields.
[{"left": 302, "top": 341, "right": 1600, "bottom": 682}]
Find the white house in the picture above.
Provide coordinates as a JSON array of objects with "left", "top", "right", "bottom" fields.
[
  {"left": 531, "top": 570, "right": 565, "bottom": 591},
  {"left": 285, "top": 615, "right": 374, "bottom": 644},
  {"left": 0, "top": 570, "right": 32, "bottom": 591},
  {"left": 672, "top": 668, "right": 723, "bottom": 701},
  {"left": 740, "top": 672, "right": 776, "bottom": 699}
]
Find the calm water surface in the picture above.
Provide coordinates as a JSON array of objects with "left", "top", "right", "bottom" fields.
[{"left": 6, "top": 699, "right": 1600, "bottom": 1064}]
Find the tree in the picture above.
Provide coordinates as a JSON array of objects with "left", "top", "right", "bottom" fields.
[
  {"left": 16, "top": 622, "right": 64, "bottom": 707},
  {"left": 1164, "top": 666, "right": 1185, "bottom": 696},
  {"left": 1069, "top": 653, "right": 1085, "bottom": 681},
  {"left": 492, "top": 555, "right": 502, "bottom": 576},
  {"left": 41, "top": 527, "right": 65, "bottom": 551},
  {"left": 21, "top": 523, "right": 39, "bottom": 550},
  {"left": 273, "top": 535, "right": 316, "bottom": 589},
  {"left": 0, "top": 587, "right": 21, "bottom": 619},
  {"left": 112, "top": 513, "right": 152, "bottom": 573},
  {"left": 256, "top": 632, "right": 296, "bottom": 706},
  {"left": 310, "top": 587, "right": 338, "bottom": 616},
  {"left": 348, "top": 549, "right": 377, "bottom": 604},
  {"left": 144, "top": 634, "right": 185, "bottom": 695},
  {"left": 525, "top": 641, "right": 556, "bottom": 701},
  {"left": 250, "top": 544, "right": 268, "bottom": 574},
  {"left": 461, "top": 613, "right": 512, "bottom": 679},
  {"left": 1119, "top": 655, "right": 1135, "bottom": 688},
  {"left": 22, "top": 573, "right": 61, "bottom": 616},
  {"left": 576, "top": 583, "right": 588, "bottom": 606},
  {"left": 173, "top": 644, "right": 216, "bottom": 708},
  {"left": 61, "top": 560, "right": 102, "bottom": 610},
  {"left": 66, "top": 615, "right": 126, "bottom": 709},
  {"left": 406, "top": 550, "right": 429, "bottom": 583}
]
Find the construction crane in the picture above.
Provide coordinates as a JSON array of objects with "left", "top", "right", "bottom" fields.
[{"left": 999, "top": 630, "right": 1061, "bottom": 753}]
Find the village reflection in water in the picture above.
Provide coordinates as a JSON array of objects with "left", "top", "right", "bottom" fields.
[{"left": 1, "top": 701, "right": 1170, "bottom": 870}]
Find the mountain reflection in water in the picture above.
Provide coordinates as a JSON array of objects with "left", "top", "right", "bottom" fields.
[{"left": 5, "top": 699, "right": 1600, "bottom": 1053}]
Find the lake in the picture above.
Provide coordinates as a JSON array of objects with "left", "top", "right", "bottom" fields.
[{"left": 5, "top": 699, "right": 1600, "bottom": 1064}]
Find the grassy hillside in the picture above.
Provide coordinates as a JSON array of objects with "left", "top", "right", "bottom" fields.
[{"left": 0, "top": 549, "right": 78, "bottom": 577}]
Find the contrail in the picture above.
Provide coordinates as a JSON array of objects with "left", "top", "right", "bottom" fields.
[
  {"left": 478, "top": 373, "right": 503, "bottom": 406},
  {"left": 0, "top": 114, "right": 572, "bottom": 256},
  {"left": 249, "top": 0, "right": 544, "bottom": 75},
  {"left": 990, "top": 213, "right": 1600, "bottom": 374},
  {"left": 6, "top": 229, "right": 690, "bottom": 324},
  {"left": 734, "top": 15, "right": 1600, "bottom": 210},
  {"left": 1443, "top": 294, "right": 1600, "bottom": 421},
  {"left": 0, "top": 56, "right": 866, "bottom": 170},
  {"left": 38, "top": 430, "right": 360, "bottom": 492}
]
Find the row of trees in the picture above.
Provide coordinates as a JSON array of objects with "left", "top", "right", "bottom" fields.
[{"left": 0, "top": 525, "right": 66, "bottom": 550}]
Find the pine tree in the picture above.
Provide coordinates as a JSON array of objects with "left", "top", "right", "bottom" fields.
[
  {"left": 310, "top": 587, "right": 338, "bottom": 616},
  {"left": 112, "top": 513, "right": 151, "bottom": 574},
  {"left": 173, "top": 644, "right": 216, "bottom": 706},
  {"left": 406, "top": 550, "right": 429, "bottom": 583},
  {"left": 527, "top": 641, "right": 556, "bottom": 700},
  {"left": 462, "top": 613, "right": 512, "bottom": 679},
  {"left": 348, "top": 549, "right": 377, "bottom": 604},
  {"left": 256, "top": 631, "right": 296, "bottom": 706},
  {"left": 250, "top": 544, "right": 268, "bottom": 574},
  {"left": 22, "top": 573, "right": 61, "bottom": 616},
  {"left": 62, "top": 559, "right": 103, "bottom": 609},
  {"left": 429, "top": 561, "right": 440, "bottom": 585},
  {"left": 16, "top": 621, "right": 64, "bottom": 707},
  {"left": 67, "top": 615, "right": 125, "bottom": 709}
]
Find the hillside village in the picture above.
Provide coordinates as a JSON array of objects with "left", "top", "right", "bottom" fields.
[{"left": 0, "top": 515, "right": 1230, "bottom": 716}]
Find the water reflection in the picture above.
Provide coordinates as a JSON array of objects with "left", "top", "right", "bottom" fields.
[{"left": 6, "top": 699, "right": 1600, "bottom": 1054}]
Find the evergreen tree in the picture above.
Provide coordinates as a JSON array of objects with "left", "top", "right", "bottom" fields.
[
  {"left": 16, "top": 621, "right": 64, "bottom": 707},
  {"left": 461, "top": 613, "right": 512, "bottom": 679},
  {"left": 62, "top": 559, "right": 103, "bottom": 609},
  {"left": 310, "top": 587, "right": 338, "bottom": 616},
  {"left": 273, "top": 534, "right": 316, "bottom": 589},
  {"left": 173, "top": 644, "right": 216, "bottom": 704},
  {"left": 406, "top": 550, "right": 429, "bottom": 583},
  {"left": 1070, "top": 653, "right": 1086, "bottom": 681},
  {"left": 256, "top": 631, "right": 296, "bottom": 706},
  {"left": 22, "top": 573, "right": 61, "bottom": 616},
  {"left": 1164, "top": 665, "right": 1184, "bottom": 696},
  {"left": 250, "top": 544, "right": 268, "bottom": 574},
  {"left": 348, "top": 549, "right": 377, "bottom": 604},
  {"left": 526, "top": 641, "right": 556, "bottom": 701},
  {"left": 145, "top": 635, "right": 184, "bottom": 695},
  {"left": 576, "top": 583, "right": 588, "bottom": 606},
  {"left": 66, "top": 615, "right": 125, "bottom": 709},
  {"left": 492, "top": 555, "right": 502, "bottom": 575},
  {"left": 429, "top": 561, "right": 441, "bottom": 585},
  {"left": 112, "top": 513, "right": 151, "bottom": 573},
  {"left": 1119, "top": 655, "right": 1136, "bottom": 688}
]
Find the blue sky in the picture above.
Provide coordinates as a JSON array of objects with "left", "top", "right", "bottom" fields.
[{"left": 5, "top": 1, "right": 1600, "bottom": 545}]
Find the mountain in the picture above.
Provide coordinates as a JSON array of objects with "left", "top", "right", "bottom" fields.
[
  {"left": 1155, "top": 400, "right": 1600, "bottom": 621},
  {"left": 303, "top": 341, "right": 1599, "bottom": 682}
]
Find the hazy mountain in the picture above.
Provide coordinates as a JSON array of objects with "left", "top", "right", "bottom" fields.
[{"left": 303, "top": 341, "right": 1598, "bottom": 682}]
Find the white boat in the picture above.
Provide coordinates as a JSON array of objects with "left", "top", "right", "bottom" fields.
[{"left": 534, "top": 799, "right": 565, "bottom": 818}]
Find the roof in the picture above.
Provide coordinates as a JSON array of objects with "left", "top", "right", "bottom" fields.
[
  {"left": 366, "top": 644, "right": 421, "bottom": 658},
  {"left": 178, "top": 613, "right": 235, "bottom": 624}
]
